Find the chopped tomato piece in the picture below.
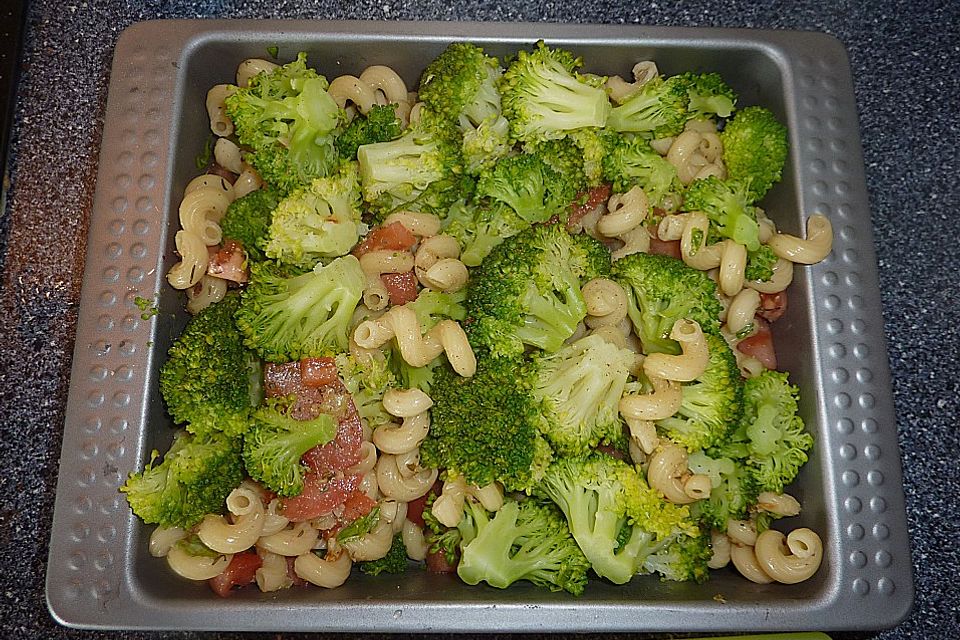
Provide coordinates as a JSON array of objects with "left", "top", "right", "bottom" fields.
[
  {"left": 207, "top": 239, "right": 248, "bottom": 283},
  {"left": 567, "top": 184, "right": 611, "bottom": 231},
  {"left": 302, "top": 397, "right": 363, "bottom": 472},
  {"left": 647, "top": 224, "right": 682, "bottom": 259},
  {"left": 426, "top": 548, "right": 459, "bottom": 574},
  {"left": 758, "top": 291, "right": 788, "bottom": 323},
  {"left": 737, "top": 316, "right": 778, "bottom": 370},
  {"left": 208, "top": 551, "right": 262, "bottom": 597},
  {"left": 381, "top": 271, "right": 419, "bottom": 305},
  {"left": 405, "top": 480, "right": 443, "bottom": 528},
  {"left": 300, "top": 357, "right": 339, "bottom": 388},
  {"left": 352, "top": 221, "right": 417, "bottom": 256},
  {"left": 280, "top": 472, "right": 362, "bottom": 522},
  {"left": 594, "top": 443, "right": 627, "bottom": 461}
]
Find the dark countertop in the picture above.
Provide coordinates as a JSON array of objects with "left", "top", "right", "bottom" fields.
[{"left": 0, "top": 1, "right": 956, "bottom": 638}]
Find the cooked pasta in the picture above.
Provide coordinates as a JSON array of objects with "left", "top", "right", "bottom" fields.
[
  {"left": 205, "top": 84, "right": 236, "bottom": 137},
  {"left": 236, "top": 58, "right": 279, "bottom": 87},
  {"left": 294, "top": 551, "right": 352, "bottom": 588},
  {"left": 768, "top": 214, "right": 834, "bottom": 265},
  {"left": 642, "top": 319, "right": 710, "bottom": 382},
  {"left": 753, "top": 528, "right": 823, "bottom": 584}
]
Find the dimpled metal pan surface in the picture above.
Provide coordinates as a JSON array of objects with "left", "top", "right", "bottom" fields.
[{"left": 46, "top": 19, "right": 913, "bottom": 633}]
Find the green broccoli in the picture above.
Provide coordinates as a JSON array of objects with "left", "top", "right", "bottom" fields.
[
  {"left": 335, "top": 104, "right": 404, "bottom": 161},
  {"left": 357, "top": 117, "right": 465, "bottom": 217},
  {"left": 264, "top": 161, "right": 364, "bottom": 268},
  {"left": 225, "top": 53, "right": 343, "bottom": 195},
  {"left": 681, "top": 176, "right": 761, "bottom": 251},
  {"left": 526, "top": 137, "right": 594, "bottom": 193},
  {"left": 335, "top": 352, "right": 398, "bottom": 428},
  {"left": 219, "top": 187, "right": 281, "bottom": 263},
  {"left": 475, "top": 152, "right": 576, "bottom": 224},
  {"left": 359, "top": 533, "right": 409, "bottom": 575},
  {"left": 441, "top": 200, "right": 528, "bottom": 267},
  {"left": 235, "top": 255, "right": 365, "bottom": 362},
  {"left": 528, "top": 334, "right": 635, "bottom": 455},
  {"left": 612, "top": 252, "right": 723, "bottom": 356},
  {"left": 499, "top": 40, "right": 611, "bottom": 144},
  {"left": 536, "top": 454, "right": 697, "bottom": 584},
  {"left": 654, "top": 333, "right": 744, "bottom": 452},
  {"left": 241, "top": 397, "right": 338, "bottom": 497},
  {"left": 421, "top": 357, "right": 553, "bottom": 492},
  {"left": 607, "top": 75, "right": 689, "bottom": 137},
  {"left": 565, "top": 128, "right": 616, "bottom": 189},
  {"left": 423, "top": 492, "right": 463, "bottom": 565},
  {"left": 733, "top": 370, "right": 814, "bottom": 492},
  {"left": 602, "top": 134, "right": 682, "bottom": 207},
  {"left": 121, "top": 430, "right": 244, "bottom": 529},
  {"left": 720, "top": 106, "right": 789, "bottom": 202},
  {"left": 638, "top": 525, "right": 712, "bottom": 583},
  {"left": 671, "top": 71, "right": 737, "bottom": 120},
  {"left": 457, "top": 499, "right": 590, "bottom": 595},
  {"left": 387, "top": 289, "right": 466, "bottom": 392},
  {"left": 159, "top": 292, "right": 256, "bottom": 438},
  {"left": 745, "top": 245, "right": 778, "bottom": 282},
  {"left": 418, "top": 42, "right": 511, "bottom": 174},
  {"left": 465, "top": 223, "right": 610, "bottom": 358},
  {"left": 687, "top": 450, "right": 759, "bottom": 529}
]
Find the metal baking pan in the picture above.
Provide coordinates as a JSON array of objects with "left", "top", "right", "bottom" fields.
[{"left": 46, "top": 19, "right": 913, "bottom": 632}]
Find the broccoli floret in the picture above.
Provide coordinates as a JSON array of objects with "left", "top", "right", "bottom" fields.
[
  {"left": 219, "top": 187, "right": 281, "bottom": 264},
  {"left": 687, "top": 450, "right": 759, "bottom": 529},
  {"left": 358, "top": 533, "right": 409, "bottom": 575},
  {"left": 602, "top": 135, "right": 682, "bottom": 207},
  {"left": 419, "top": 42, "right": 511, "bottom": 175},
  {"left": 735, "top": 370, "right": 814, "bottom": 492},
  {"left": 607, "top": 75, "right": 689, "bottom": 137},
  {"left": 235, "top": 255, "right": 365, "bottom": 362},
  {"left": 241, "top": 397, "right": 338, "bottom": 497},
  {"left": 720, "top": 106, "right": 789, "bottom": 202},
  {"left": 335, "top": 104, "right": 404, "bottom": 161},
  {"left": 121, "top": 430, "right": 244, "bottom": 529},
  {"left": 566, "top": 128, "right": 616, "bottom": 189},
  {"left": 476, "top": 152, "right": 576, "bottom": 224},
  {"left": 639, "top": 525, "right": 712, "bottom": 583},
  {"left": 225, "top": 53, "right": 343, "bottom": 195},
  {"left": 264, "top": 161, "right": 364, "bottom": 268},
  {"left": 681, "top": 176, "right": 761, "bottom": 251},
  {"left": 526, "top": 137, "right": 592, "bottom": 193},
  {"left": 671, "top": 72, "right": 737, "bottom": 120},
  {"left": 529, "top": 334, "right": 634, "bottom": 455},
  {"left": 159, "top": 292, "right": 255, "bottom": 438},
  {"left": 500, "top": 40, "right": 611, "bottom": 144},
  {"left": 442, "top": 200, "right": 528, "bottom": 267},
  {"left": 357, "top": 118, "right": 465, "bottom": 217},
  {"left": 335, "top": 352, "right": 398, "bottom": 427},
  {"left": 536, "top": 454, "right": 697, "bottom": 584},
  {"left": 612, "top": 252, "right": 723, "bottom": 356},
  {"left": 421, "top": 357, "right": 553, "bottom": 492},
  {"left": 745, "top": 244, "right": 778, "bottom": 282},
  {"left": 466, "top": 223, "right": 610, "bottom": 358},
  {"left": 654, "top": 333, "right": 744, "bottom": 451},
  {"left": 457, "top": 499, "right": 590, "bottom": 595}
]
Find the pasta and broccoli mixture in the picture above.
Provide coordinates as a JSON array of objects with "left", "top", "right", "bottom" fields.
[{"left": 122, "top": 41, "right": 832, "bottom": 597}]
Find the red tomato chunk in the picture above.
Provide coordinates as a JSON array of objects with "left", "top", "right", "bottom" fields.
[
  {"left": 280, "top": 472, "right": 362, "bottom": 522},
  {"left": 352, "top": 221, "right": 417, "bottom": 256},
  {"left": 381, "top": 271, "right": 419, "bottom": 306},
  {"left": 738, "top": 316, "right": 778, "bottom": 371},
  {"left": 300, "top": 357, "right": 339, "bottom": 388},
  {"left": 209, "top": 551, "right": 262, "bottom": 597}
]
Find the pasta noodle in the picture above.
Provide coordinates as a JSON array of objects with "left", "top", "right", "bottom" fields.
[
  {"left": 255, "top": 549, "right": 293, "bottom": 592},
  {"left": 768, "top": 214, "right": 834, "bottom": 265},
  {"left": 149, "top": 526, "right": 186, "bottom": 558},
  {"left": 401, "top": 518, "right": 429, "bottom": 561},
  {"left": 294, "top": 551, "right": 352, "bottom": 588},
  {"left": 236, "top": 58, "right": 279, "bottom": 87},
  {"left": 730, "top": 543, "right": 774, "bottom": 584},
  {"left": 642, "top": 319, "right": 710, "bottom": 382},
  {"left": 753, "top": 528, "right": 823, "bottom": 584},
  {"left": 205, "top": 84, "right": 236, "bottom": 137},
  {"left": 166, "top": 545, "right": 232, "bottom": 581}
]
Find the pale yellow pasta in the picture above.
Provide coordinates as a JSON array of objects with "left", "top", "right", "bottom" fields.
[
  {"left": 625, "top": 416, "right": 660, "bottom": 455},
  {"left": 384, "top": 210, "right": 442, "bottom": 237},
  {"left": 431, "top": 475, "right": 468, "bottom": 528},
  {"left": 233, "top": 165, "right": 263, "bottom": 199},
  {"left": 583, "top": 278, "right": 628, "bottom": 323},
  {"left": 647, "top": 443, "right": 698, "bottom": 505},
  {"left": 260, "top": 499, "right": 290, "bottom": 537},
  {"left": 352, "top": 315, "right": 396, "bottom": 349},
  {"left": 179, "top": 186, "right": 231, "bottom": 245},
  {"left": 206, "top": 84, "right": 236, "bottom": 137},
  {"left": 343, "top": 517, "right": 394, "bottom": 561},
  {"left": 348, "top": 441, "right": 379, "bottom": 474},
  {"left": 698, "top": 131, "right": 723, "bottom": 163},
  {"left": 149, "top": 526, "right": 186, "bottom": 558},
  {"left": 408, "top": 101, "right": 425, "bottom": 126},
  {"left": 294, "top": 551, "right": 352, "bottom": 588},
  {"left": 258, "top": 521, "right": 320, "bottom": 557},
  {"left": 730, "top": 543, "right": 774, "bottom": 584},
  {"left": 415, "top": 233, "right": 460, "bottom": 274},
  {"left": 434, "top": 319, "right": 477, "bottom": 377},
  {"left": 197, "top": 497, "right": 265, "bottom": 553},
  {"left": 620, "top": 375, "right": 683, "bottom": 421},
  {"left": 376, "top": 451, "right": 438, "bottom": 502},
  {"left": 185, "top": 274, "right": 228, "bottom": 314},
  {"left": 166, "top": 545, "right": 232, "bottom": 581},
  {"left": 683, "top": 474, "right": 713, "bottom": 500},
  {"left": 185, "top": 174, "right": 235, "bottom": 200},
  {"left": 167, "top": 230, "right": 210, "bottom": 290},
  {"left": 589, "top": 323, "right": 630, "bottom": 349},
  {"left": 725, "top": 288, "right": 761, "bottom": 335},
  {"left": 757, "top": 209, "right": 777, "bottom": 243},
  {"left": 667, "top": 130, "right": 705, "bottom": 185},
  {"left": 236, "top": 58, "right": 279, "bottom": 87},
  {"left": 359, "top": 65, "right": 409, "bottom": 104},
  {"left": 605, "top": 61, "right": 659, "bottom": 102},
  {"left": 768, "top": 214, "right": 833, "bottom": 265},
  {"left": 611, "top": 226, "right": 652, "bottom": 261},
  {"left": 685, "top": 118, "right": 718, "bottom": 134},
  {"left": 213, "top": 137, "right": 243, "bottom": 174},
  {"left": 226, "top": 485, "right": 262, "bottom": 516},
  {"left": 726, "top": 518, "right": 758, "bottom": 546},
  {"left": 380, "top": 499, "right": 409, "bottom": 534},
  {"left": 599, "top": 186, "right": 649, "bottom": 237},
  {"left": 360, "top": 250, "right": 416, "bottom": 277},
  {"left": 420, "top": 257, "right": 469, "bottom": 292},
  {"left": 383, "top": 388, "right": 433, "bottom": 418},
  {"left": 255, "top": 549, "right": 293, "bottom": 592},
  {"left": 467, "top": 482, "right": 504, "bottom": 513},
  {"left": 650, "top": 136, "right": 674, "bottom": 155},
  {"left": 708, "top": 530, "right": 732, "bottom": 569},
  {"left": 328, "top": 75, "right": 381, "bottom": 114},
  {"left": 373, "top": 413, "right": 430, "bottom": 455},
  {"left": 642, "top": 319, "right": 710, "bottom": 382},
  {"left": 628, "top": 438, "right": 646, "bottom": 465},
  {"left": 379, "top": 306, "right": 445, "bottom": 367},
  {"left": 746, "top": 258, "right": 794, "bottom": 294},
  {"left": 757, "top": 491, "right": 802, "bottom": 517},
  {"left": 359, "top": 470, "right": 379, "bottom": 501},
  {"left": 402, "top": 518, "right": 429, "bottom": 561},
  {"left": 754, "top": 528, "right": 823, "bottom": 584},
  {"left": 717, "top": 239, "right": 747, "bottom": 296}
]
